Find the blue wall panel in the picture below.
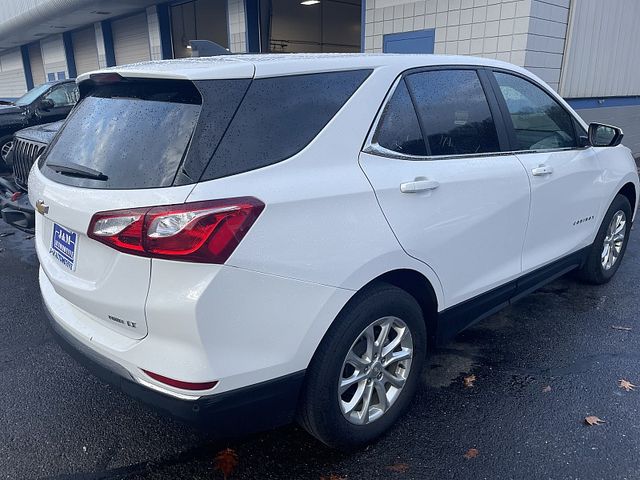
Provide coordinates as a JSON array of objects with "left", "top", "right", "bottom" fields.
[{"left": 383, "top": 29, "right": 435, "bottom": 54}]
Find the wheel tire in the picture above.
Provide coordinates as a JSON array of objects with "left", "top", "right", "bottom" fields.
[
  {"left": 297, "top": 283, "right": 426, "bottom": 450},
  {"left": 0, "top": 136, "right": 13, "bottom": 172},
  {"left": 576, "top": 194, "right": 632, "bottom": 284}
]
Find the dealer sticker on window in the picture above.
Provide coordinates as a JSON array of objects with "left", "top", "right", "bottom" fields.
[{"left": 50, "top": 223, "right": 78, "bottom": 271}]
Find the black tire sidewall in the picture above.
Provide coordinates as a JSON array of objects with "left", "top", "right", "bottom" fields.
[
  {"left": 299, "top": 284, "right": 426, "bottom": 449},
  {"left": 585, "top": 195, "right": 632, "bottom": 283}
]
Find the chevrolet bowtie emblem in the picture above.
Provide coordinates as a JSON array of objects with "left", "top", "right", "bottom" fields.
[{"left": 36, "top": 199, "right": 49, "bottom": 215}]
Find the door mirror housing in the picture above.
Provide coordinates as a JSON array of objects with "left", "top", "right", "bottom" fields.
[
  {"left": 588, "top": 123, "right": 624, "bottom": 147},
  {"left": 38, "top": 98, "right": 55, "bottom": 112}
]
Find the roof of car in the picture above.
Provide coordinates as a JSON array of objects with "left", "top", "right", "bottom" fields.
[{"left": 77, "top": 53, "right": 529, "bottom": 83}]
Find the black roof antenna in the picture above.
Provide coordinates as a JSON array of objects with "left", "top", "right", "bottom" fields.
[{"left": 188, "top": 40, "right": 232, "bottom": 57}]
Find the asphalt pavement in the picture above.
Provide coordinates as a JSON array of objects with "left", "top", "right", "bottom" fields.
[{"left": 2, "top": 218, "right": 640, "bottom": 480}]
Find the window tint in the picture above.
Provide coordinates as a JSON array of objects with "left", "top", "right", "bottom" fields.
[
  {"left": 373, "top": 79, "right": 426, "bottom": 156},
  {"left": 14, "top": 83, "right": 50, "bottom": 106},
  {"left": 202, "top": 70, "right": 371, "bottom": 181},
  {"left": 45, "top": 83, "right": 78, "bottom": 107},
  {"left": 42, "top": 80, "right": 201, "bottom": 189},
  {"left": 405, "top": 70, "right": 500, "bottom": 156},
  {"left": 494, "top": 72, "right": 576, "bottom": 151}
]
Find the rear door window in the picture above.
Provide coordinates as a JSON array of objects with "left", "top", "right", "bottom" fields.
[
  {"left": 41, "top": 79, "right": 202, "bottom": 189},
  {"left": 201, "top": 70, "right": 371, "bottom": 181},
  {"left": 372, "top": 79, "right": 427, "bottom": 156},
  {"left": 405, "top": 69, "right": 501, "bottom": 156}
]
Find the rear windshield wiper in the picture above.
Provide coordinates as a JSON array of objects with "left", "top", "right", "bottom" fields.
[{"left": 47, "top": 161, "right": 109, "bottom": 181}]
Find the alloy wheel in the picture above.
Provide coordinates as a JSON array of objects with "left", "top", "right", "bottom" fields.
[
  {"left": 338, "top": 316, "right": 413, "bottom": 425},
  {"left": 601, "top": 210, "right": 626, "bottom": 271}
]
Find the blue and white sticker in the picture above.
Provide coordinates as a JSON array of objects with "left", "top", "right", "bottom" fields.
[{"left": 50, "top": 223, "right": 77, "bottom": 271}]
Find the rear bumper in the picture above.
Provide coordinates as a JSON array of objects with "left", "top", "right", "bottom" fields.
[
  {"left": 0, "top": 176, "right": 34, "bottom": 233},
  {"left": 44, "top": 302, "right": 305, "bottom": 435}
]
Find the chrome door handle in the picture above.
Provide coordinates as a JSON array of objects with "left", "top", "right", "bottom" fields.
[
  {"left": 400, "top": 177, "right": 440, "bottom": 193},
  {"left": 531, "top": 164, "right": 553, "bottom": 176}
]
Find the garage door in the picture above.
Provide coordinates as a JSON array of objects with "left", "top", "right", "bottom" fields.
[
  {"left": 72, "top": 27, "right": 99, "bottom": 75},
  {"left": 28, "top": 43, "right": 46, "bottom": 86},
  {"left": 0, "top": 49, "right": 27, "bottom": 99},
  {"left": 112, "top": 13, "right": 151, "bottom": 65}
]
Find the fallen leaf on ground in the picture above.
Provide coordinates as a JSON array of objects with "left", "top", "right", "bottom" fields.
[
  {"left": 463, "top": 448, "right": 479, "bottom": 459},
  {"left": 611, "top": 325, "right": 632, "bottom": 331},
  {"left": 619, "top": 379, "right": 636, "bottom": 391},
  {"left": 542, "top": 385, "right": 552, "bottom": 393},
  {"left": 585, "top": 416, "right": 605, "bottom": 426},
  {"left": 214, "top": 448, "right": 239, "bottom": 480},
  {"left": 463, "top": 374, "right": 476, "bottom": 388},
  {"left": 319, "top": 475, "right": 346, "bottom": 480},
  {"left": 386, "top": 463, "right": 410, "bottom": 473}
]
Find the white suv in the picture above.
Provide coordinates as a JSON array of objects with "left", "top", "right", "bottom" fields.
[{"left": 31, "top": 54, "right": 638, "bottom": 449}]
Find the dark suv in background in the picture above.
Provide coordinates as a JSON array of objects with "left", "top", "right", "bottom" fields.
[
  {"left": 0, "top": 121, "right": 62, "bottom": 232},
  {"left": 0, "top": 80, "right": 78, "bottom": 170}
]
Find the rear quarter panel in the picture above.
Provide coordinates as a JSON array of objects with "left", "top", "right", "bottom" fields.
[{"left": 186, "top": 65, "right": 444, "bottom": 305}]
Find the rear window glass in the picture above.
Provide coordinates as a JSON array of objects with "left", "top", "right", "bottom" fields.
[
  {"left": 405, "top": 70, "right": 500, "bottom": 156},
  {"left": 201, "top": 69, "right": 372, "bottom": 181},
  {"left": 41, "top": 80, "right": 201, "bottom": 189}
]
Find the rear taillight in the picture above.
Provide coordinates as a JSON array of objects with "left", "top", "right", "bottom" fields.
[{"left": 87, "top": 197, "right": 264, "bottom": 263}]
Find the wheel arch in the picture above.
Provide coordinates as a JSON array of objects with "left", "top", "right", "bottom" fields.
[
  {"left": 618, "top": 182, "right": 637, "bottom": 214},
  {"left": 335, "top": 268, "right": 440, "bottom": 349},
  {"left": 368, "top": 269, "right": 439, "bottom": 347}
]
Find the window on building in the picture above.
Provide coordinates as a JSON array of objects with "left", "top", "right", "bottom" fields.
[
  {"left": 405, "top": 69, "right": 501, "bottom": 156},
  {"left": 269, "top": 0, "right": 361, "bottom": 53},
  {"left": 170, "top": 0, "right": 229, "bottom": 58},
  {"left": 493, "top": 71, "right": 577, "bottom": 151},
  {"left": 373, "top": 80, "right": 427, "bottom": 156}
]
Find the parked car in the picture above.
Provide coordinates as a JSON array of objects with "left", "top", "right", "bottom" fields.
[
  {"left": 0, "top": 121, "right": 62, "bottom": 232},
  {"left": 0, "top": 80, "right": 78, "bottom": 171},
  {"left": 30, "top": 54, "right": 639, "bottom": 449}
]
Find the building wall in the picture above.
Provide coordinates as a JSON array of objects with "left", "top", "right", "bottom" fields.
[
  {"left": 94, "top": 22, "right": 109, "bottom": 69},
  {"left": 72, "top": 27, "right": 100, "bottom": 75},
  {"left": 574, "top": 105, "right": 640, "bottom": 158},
  {"left": 228, "top": 0, "right": 247, "bottom": 53},
  {"left": 112, "top": 13, "right": 152, "bottom": 65},
  {"left": 364, "top": 0, "right": 569, "bottom": 91},
  {"left": 28, "top": 42, "right": 46, "bottom": 86},
  {"left": 147, "top": 6, "right": 164, "bottom": 61},
  {"left": 524, "top": 0, "right": 569, "bottom": 92},
  {"left": 40, "top": 34, "right": 68, "bottom": 80},
  {"left": 559, "top": 0, "right": 640, "bottom": 98},
  {"left": 0, "top": 49, "right": 26, "bottom": 98}
]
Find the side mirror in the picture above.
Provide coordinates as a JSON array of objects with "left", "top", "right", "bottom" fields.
[
  {"left": 38, "top": 98, "right": 54, "bottom": 112},
  {"left": 588, "top": 123, "right": 624, "bottom": 147}
]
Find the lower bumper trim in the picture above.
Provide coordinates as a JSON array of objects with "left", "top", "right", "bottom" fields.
[{"left": 44, "top": 301, "right": 306, "bottom": 436}]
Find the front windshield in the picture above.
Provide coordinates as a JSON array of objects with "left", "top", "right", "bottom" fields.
[{"left": 14, "top": 83, "right": 51, "bottom": 106}]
